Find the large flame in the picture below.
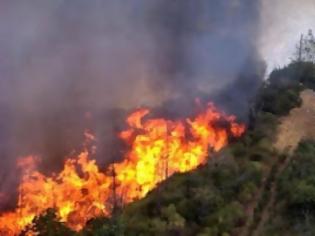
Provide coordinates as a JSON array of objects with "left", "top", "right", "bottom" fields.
[{"left": 0, "top": 103, "right": 245, "bottom": 235}]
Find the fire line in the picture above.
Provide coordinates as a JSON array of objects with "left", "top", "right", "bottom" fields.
[{"left": 0, "top": 102, "right": 245, "bottom": 235}]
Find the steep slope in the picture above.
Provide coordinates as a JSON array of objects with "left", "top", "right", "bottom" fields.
[
  {"left": 251, "top": 89, "right": 315, "bottom": 236},
  {"left": 18, "top": 61, "right": 315, "bottom": 236},
  {"left": 275, "top": 89, "right": 315, "bottom": 153}
]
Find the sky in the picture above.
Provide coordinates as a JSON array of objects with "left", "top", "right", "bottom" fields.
[{"left": 260, "top": 0, "right": 315, "bottom": 73}]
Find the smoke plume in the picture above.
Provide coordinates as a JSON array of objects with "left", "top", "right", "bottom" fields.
[{"left": 0, "top": 0, "right": 267, "bottom": 207}]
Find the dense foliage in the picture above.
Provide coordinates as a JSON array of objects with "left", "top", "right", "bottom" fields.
[
  {"left": 263, "top": 141, "right": 315, "bottom": 236},
  {"left": 255, "top": 61, "right": 315, "bottom": 117},
  {"left": 20, "top": 209, "right": 75, "bottom": 236}
]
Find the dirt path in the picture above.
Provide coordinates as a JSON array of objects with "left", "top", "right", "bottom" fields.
[
  {"left": 274, "top": 89, "right": 315, "bottom": 153},
  {"left": 251, "top": 155, "right": 291, "bottom": 236},
  {"left": 237, "top": 176, "right": 267, "bottom": 236},
  {"left": 241, "top": 89, "right": 315, "bottom": 236}
]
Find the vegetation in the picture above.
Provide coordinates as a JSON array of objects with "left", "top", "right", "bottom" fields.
[
  {"left": 263, "top": 141, "right": 315, "bottom": 236},
  {"left": 20, "top": 209, "right": 75, "bottom": 236},
  {"left": 20, "top": 34, "right": 315, "bottom": 235},
  {"left": 294, "top": 29, "right": 315, "bottom": 64}
]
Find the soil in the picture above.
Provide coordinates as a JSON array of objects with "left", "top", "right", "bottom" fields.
[
  {"left": 274, "top": 89, "right": 315, "bottom": 153},
  {"left": 241, "top": 89, "right": 315, "bottom": 236}
]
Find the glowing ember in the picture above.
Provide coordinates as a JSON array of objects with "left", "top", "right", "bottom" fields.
[{"left": 0, "top": 103, "right": 245, "bottom": 235}]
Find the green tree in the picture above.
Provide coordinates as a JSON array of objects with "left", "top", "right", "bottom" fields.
[{"left": 20, "top": 209, "right": 75, "bottom": 236}]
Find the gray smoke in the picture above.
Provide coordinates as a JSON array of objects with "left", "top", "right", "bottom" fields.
[
  {"left": 260, "top": 0, "right": 315, "bottom": 73},
  {"left": 0, "top": 0, "right": 266, "bottom": 208}
]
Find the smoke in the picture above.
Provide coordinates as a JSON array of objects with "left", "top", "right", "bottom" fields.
[
  {"left": 0, "top": 0, "right": 266, "bottom": 207},
  {"left": 260, "top": 0, "right": 315, "bottom": 73}
]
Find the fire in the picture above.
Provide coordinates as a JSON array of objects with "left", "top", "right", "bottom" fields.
[{"left": 0, "top": 103, "right": 245, "bottom": 235}]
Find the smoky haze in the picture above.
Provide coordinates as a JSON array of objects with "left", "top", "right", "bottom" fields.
[
  {"left": 260, "top": 0, "right": 315, "bottom": 73},
  {"left": 0, "top": 0, "right": 265, "bottom": 208}
]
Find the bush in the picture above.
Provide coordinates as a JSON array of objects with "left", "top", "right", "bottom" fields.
[
  {"left": 20, "top": 209, "right": 75, "bottom": 236},
  {"left": 269, "top": 141, "right": 315, "bottom": 235}
]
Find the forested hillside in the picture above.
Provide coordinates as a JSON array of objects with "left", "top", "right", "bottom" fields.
[{"left": 20, "top": 60, "right": 315, "bottom": 236}]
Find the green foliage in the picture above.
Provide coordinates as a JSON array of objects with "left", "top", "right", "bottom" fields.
[
  {"left": 205, "top": 201, "right": 245, "bottom": 233},
  {"left": 279, "top": 141, "right": 315, "bottom": 216},
  {"left": 299, "top": 62, "right": 315, "bottom": 90},
  {"left": 20, "top": 209, "right": 76, "bottom": 236},
  {"left": 268, "top": 61, "right": 315, "bottom": 89},
  {"left": 81, "top": 216, "right": 125, "bottom": 236},
  {"left": 238, "top": 181, "right": 257, "bottom": 203},
  {"left": 18, "top": 60, "right": 315, "bottom": 236},
  {"left": 118, "top": 154, "right": 266, "bottom": 236},
  {"left": 267, "top": 141, "right": 315, "bottom": 235},
  {"left": 255, "top": 61, "right": 315, "bottom": 117},
  {"left": 258, "top": 85, "right": 302, "bottom": 116},
  {"left": 115, "top": 53, "right": 315, "bottom": 236}
]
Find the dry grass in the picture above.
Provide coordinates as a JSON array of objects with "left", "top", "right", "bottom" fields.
[{"left": 274, "top": 89, "right": 315, "bottom": 153}]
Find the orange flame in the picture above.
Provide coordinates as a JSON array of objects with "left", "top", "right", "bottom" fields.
[{"left": 0, "top": 103, "right": 245, "bottom": 235}]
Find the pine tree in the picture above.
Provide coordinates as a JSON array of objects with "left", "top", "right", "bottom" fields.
[{"left": 295, "top": 29, "right": 315, "bottom": 63}]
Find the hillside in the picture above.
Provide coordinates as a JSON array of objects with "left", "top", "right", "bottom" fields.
[
  {"left": 275, "top": 89, "right": 315, "bottom": 153},
  {"left": 19, "top": 61, "right": 315, "bottom": 236},
  {"left": 247, "top": 89, "right": 315, "bottom": 236}
]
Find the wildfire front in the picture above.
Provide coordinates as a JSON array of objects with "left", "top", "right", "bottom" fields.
[{"left": 0, "top": 103, "right": 245, "bottom": 235}]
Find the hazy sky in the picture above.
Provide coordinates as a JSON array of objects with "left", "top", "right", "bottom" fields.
[{"left": 260, "top": 0, "right": 315, "bottom": 73}]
